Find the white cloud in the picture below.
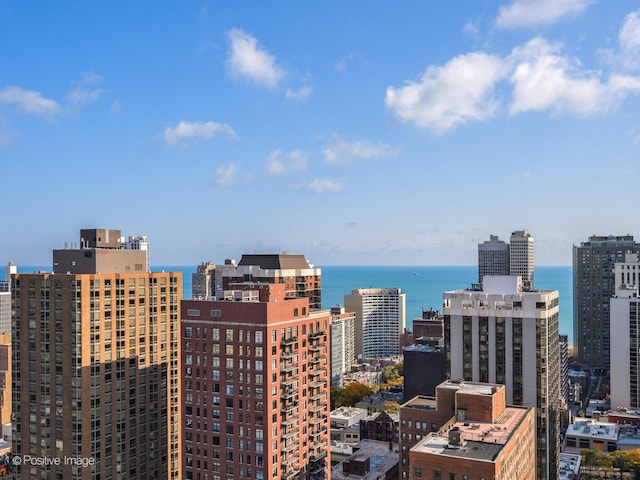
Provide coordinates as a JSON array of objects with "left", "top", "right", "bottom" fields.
[
  {"left": 335, "top": 53, "right": 368, "bottom": 72},
  {"left": 164, "top": 121, "right": 237, "bottom": 146},
  {"left": 67, "top": 88, "right": 105, "bottom": 106},
  {"left": 266, "top": 149, "right": 308, "bottom": 175},
  {"left": 619, "top": 10, "right": 640, "bottom": 69},
  {"left": 110, "top": 100, "right": 122, "bottom": 113},
  {"left": 306, "top": 178, "right": 345, "bottom": 193},
  {"left": 509, "top": 37, "right": 640, "bottom": 116},
  {"left": 226, "top": 28, "right": 285, "bottom": 89},
  {"left": 322, "top": 135, "right": 400, "bottom": 164},
  {"left": 0, "top": 86, "right": 60, "bottom": 115},
  {"left": 463, "top": 18, "right": 482, "bottom": 37},
  {"left": 0, "top": 130, "right": 17, "bottom": 147},
  {"left": 0, "top": 117, "right": 17, "bottom": 147},
  {"left": 495, "top": 0, "right": 594, "bottom": 29},
  {"left": 67, "top": 72, "right": 106, "bottom": 106},
  {"left": 285, "top": 86, "right": 312, "bottom": 101},
  {"left": 385, "top": 52, "right": 506, "bottom": 133},
  {"left": 600, "top": 9, "right": 640, "bottom": 72},
  {"left": 212, "top": 163, "right": 237, "bottom": 186}
]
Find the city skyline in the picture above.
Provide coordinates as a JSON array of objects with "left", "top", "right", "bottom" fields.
[{"left": 2, "top": 1, "right": 640, "bottom": 266}]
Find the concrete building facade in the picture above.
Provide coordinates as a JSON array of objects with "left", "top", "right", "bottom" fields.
[
  {"left": 610, "top": 253, "right": 640, "bottom": 409},
  {"left": 573, "top": 235, "right": 640, "bottom": 369},
  {"left": 344, "top": 288, "right": 406, "bottom": 359},
  {"left": 509, "top": 230, "right": 534, "bottom": 290},
  {"left": 478, "top": 235, "right": 510, "bottom": 284},
  {"left": 329, "top": 306, "right": 356, "bottom": 387},
  {"left": 181, "top": 283, "right": 330, "bottom": 480},
  {"left": 444, "top": 275, "right": 560, "bottom": 480},
  {"left": 12, "top": 229, "right": 182, "bottom": 479}
]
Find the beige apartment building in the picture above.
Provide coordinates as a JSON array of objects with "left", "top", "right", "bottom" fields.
[{"left": 12, "top": 228, "right": 181, "bottom": 479}]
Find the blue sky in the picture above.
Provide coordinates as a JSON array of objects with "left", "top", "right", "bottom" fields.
[{"left": 1, "top": 1, "right": 640, "bottom": 266}]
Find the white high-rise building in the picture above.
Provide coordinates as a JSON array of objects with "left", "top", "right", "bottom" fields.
[
  {"left": 444, "top": 275, "right": 560, "bottom": 480},
  {"left": 610, "top": 252, "right": 640, "bottom": 409},
  {"left": 330, "top": 306, "right": 356, "bottom": 387},
  {"left": 510, "top": 230, "right": 534, "bottom": 290},
  {"left": 344, "top": 288, "right": 406, "bottom": 359},
  {"left": 125, "top": 235, "right": 150, "bottom": 271}
]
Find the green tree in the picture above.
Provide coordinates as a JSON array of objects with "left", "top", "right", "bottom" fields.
[
  {"left": 330, "top": 382, "right": 372, "bottom": 408},
  {"left": 381, "top": 365, "right": 399, "bottom": 383},
  {"left": 384, "top": 401, "right": 400, "bottom": 413}
]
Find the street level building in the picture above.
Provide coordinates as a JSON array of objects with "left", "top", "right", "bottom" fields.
[
  {"left": 444, "top": 275, "right": 560, "bottom": 480},
  {"left": 12, "top": 228, "right": 182, "bottom": 479},
  {"left": 573, "top": 234, "right": 640, "bottom": 369},
  {"left": 181, "top": 282, "right": 330, "bottom": 480}
]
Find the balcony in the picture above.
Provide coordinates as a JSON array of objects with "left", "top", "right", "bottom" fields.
[
  {"left": 282, "top": 441, "right": 297, "bottom": 453},
  {"left": 310, "top": 416, "right": 323, "bottom": 426},
  {"left": 281, "top": 389, "right": 296, "bottom": 400},
  {"left": 310, "top": 451, "right": 327, "bottom": 463},
  {"left": 281, "top": 349, "right": 295, "bottom": 359},
  {"left": 281, "top": 376, "right": 296, "bottom": 387},
  {"left": 281, "top": 363, "right": 296, "bottom": 373},
  {"left": 280, "top": 336, "right": 298, "bottom": 346}
]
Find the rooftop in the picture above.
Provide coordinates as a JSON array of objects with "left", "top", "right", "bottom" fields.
[
  {"left": 331, "top": 440, "right": 399, "bottom": 480},
  {"left": 566, "top": 419, "right": 618, "bottom": 441},
  {"left": 237, "top": 254, "right": 315, "bottom": 270},
  {"left": 331, "top": 406, "right": 367, "bottom": 422},
  {"left": 560, "top": 453, "right": 581, "bottom": 480},
  {"left": 411, "top": 405, "right": 529, "bottom": 461}
]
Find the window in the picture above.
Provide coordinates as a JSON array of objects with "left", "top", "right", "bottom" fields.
[
  {"left": 414, "top": 468, "right": 422, "bottom": 478},
  {"left": 187, "top": 309, "right": 200, "bottom": 316},
  {"left": 255, "top": 331, "right": 263, "bottom": 343}
]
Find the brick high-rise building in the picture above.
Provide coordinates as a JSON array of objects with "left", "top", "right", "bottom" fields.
[
  {"left": 12, "top": 228, "right": 182, "bottom": 479},
  {"left": 181, "top": 282, "right": 330, "bottom": 480},
  {"left": 221, "top": 254, "right": 322, "bottom": 310}
]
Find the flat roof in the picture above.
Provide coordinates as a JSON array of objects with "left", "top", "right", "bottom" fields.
[
  {"left": 331, "top": 440, "right": 399, "bottom": 480},
  {"left": 412, "top": 406, "right": 529, "bottom": 461},
  {"left": 566, "top": 419, "right": 618, "bottom": 441}
]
